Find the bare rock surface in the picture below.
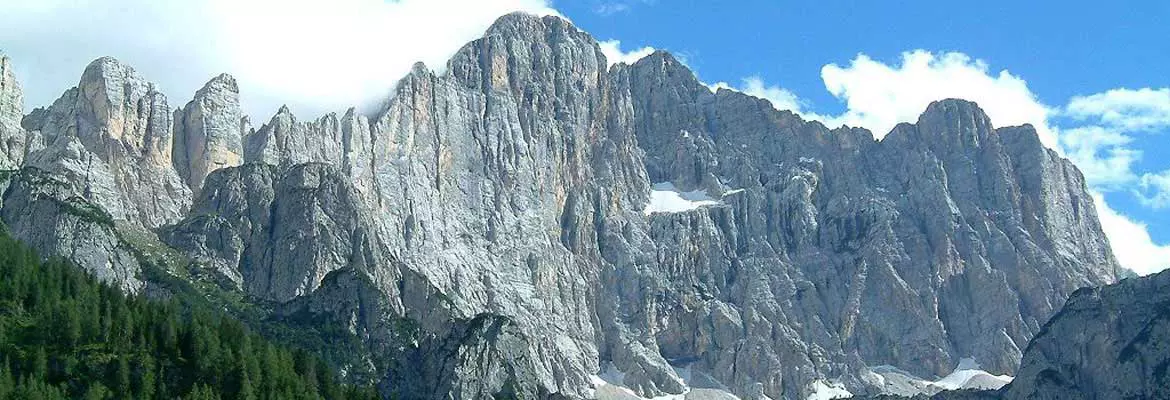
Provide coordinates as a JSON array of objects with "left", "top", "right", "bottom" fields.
[
  {"left": 1004, "top": 270, "right": 1170, "bottom": 399},
  {"left": 173, "top": 73, "right": 244, "bottom": 192},
  {"left": 0, "top": 13, "right": 1126, "bottom": 400}
]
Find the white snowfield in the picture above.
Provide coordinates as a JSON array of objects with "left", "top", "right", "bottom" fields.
[
  {"left": 590, "top": 363, "right": 740, "bottom": 400},
  {"left": 931, "top": 358, "right": 1013, "bottom": 391},
  {"left": 866, "top": 357, "right": 1013, "bottom": 397},
  {"left": 644, "top": 182, "right": 722, "bottom": 215},
  {"left": 588, "top": 356, "right": 1010, "bottom": 399},
  {"left": 644, "top": 182, "right": 750, "bottom": 216},
  {"left": 806, "top": 380, "right": 852, "bottom": 400}
]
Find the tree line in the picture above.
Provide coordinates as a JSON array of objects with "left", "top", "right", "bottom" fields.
[{"left": 0, "top": 231, "right": 380, "bottom": 400}]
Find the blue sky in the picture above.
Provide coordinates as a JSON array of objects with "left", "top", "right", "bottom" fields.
[
  {"left": 0, "top": 0, "right": 1167, "bottom": 274},
  {"left": 557, "top": 1, "right": 1169, "bottom": 108}
]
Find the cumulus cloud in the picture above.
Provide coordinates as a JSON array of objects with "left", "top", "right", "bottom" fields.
[
  {"left": 725, "top": 51, "right": 1054, "bottom": 145},
  {"left": 595, "top": 3, "right": 631, "bottom": 16},
  {"left": 820, "top": 51, "right": 1055, "bottom": 145},
  {"left": 598, "top": 40, "right": 656, "bottom": 66},
  {"left": 704, "top": 77, "right": 835, "bottom": 123},
  {"left": 1066, "top": 88, "right": 1170, "bottom": 132},
  {"left": 0, "top": 0, "right": 555, "bottom": 119},
  {"left": 739, "top": 76, "right": 812, "bottom": 117},
  {"left": 1093, "top": 193, "right": 1170, "bottom": 275},
  {"left": 1138, "top": 170, "right": 1170, "bottom": 209},
  {"left": 1058, "top": 88, "right": 1170, "bottom": 204},
  {"left": 1059, "top": 126, "right": 1141, "bottom": 189}
]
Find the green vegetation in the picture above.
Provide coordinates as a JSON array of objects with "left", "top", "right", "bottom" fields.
[
  {"left": 49, "top": 196, "right": 116, "bottom": 227},
  {"left": 0, "top": 230, "right": 380, "bottom": 400}
]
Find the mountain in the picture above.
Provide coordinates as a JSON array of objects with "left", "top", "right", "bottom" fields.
[
  {"left": 0, "top": 13, "right": 1126, "bottom": 400},
  {"left": 1004, "top": 269, "right": 1170, "bottom": 399}
]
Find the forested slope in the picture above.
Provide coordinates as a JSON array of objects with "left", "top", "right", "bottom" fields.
[{"left": 0, "top": 230, "right": 379, "bottom": 400}]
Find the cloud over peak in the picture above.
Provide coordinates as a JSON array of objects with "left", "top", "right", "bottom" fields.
[
  {"left": 0, "top": 0, "right": 556, "bottom": 119},
  {"left": 598, "top": 40, "right": 656, "bottom": 66},
  {"left": 820, "top": 51, "right": 1054, "bottom": 145}
]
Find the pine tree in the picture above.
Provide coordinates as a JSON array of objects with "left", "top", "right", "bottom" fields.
[
  {"left": 83, "top": 382, "right": 111, "bottom": 400},
  {"left": 136, "top": 355, "right": 157, "bottom": 400},
  {"left": 112, "top": 355, "right": 131, "bottom": 399},
  {"left": 0, "top": 357, "right": 14, "bottom": 399},
  {"left": 31, "top": 346, "right": 48, "bottom": 379}
]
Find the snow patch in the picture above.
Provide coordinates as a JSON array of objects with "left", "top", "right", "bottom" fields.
[
  {"left": 868, "top": 358, "right": 1013, "bottom": 397},
  {"left": 806, "top": 380, "right": 852, "bottom": 400},
  {"left": 932, "top": 358, "right": 1013, "bottom": 391},
  {"left": 591, "top": 362, "right": 741, "bottom": 400},
  {"left": 644, "top": 182, "right": 722, "bottom": 215}
]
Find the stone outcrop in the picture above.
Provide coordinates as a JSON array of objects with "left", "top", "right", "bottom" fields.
[
  {"left": 1004, "top": 271, "right": 1170, "bottom": 399},
  {"left": 0, "top": 168, "right": 143, "bottom": 293},
  {"left": 21, "top": 57, "right": 191, "bottom": 228},
  {"left": 161, "top": 162, "right": 390, "bottom": 302},
  {"left": 242, "top": 106, "right": 377, "bottom": 199},
  {"left": 0, "top": 54, "right": 28, "bottom": 168},
  {"left": 173, "top": 73, "right": 244, "bottom": 192}
]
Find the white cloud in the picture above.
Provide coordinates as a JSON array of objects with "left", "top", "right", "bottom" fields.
[
  {"left": 0, "top": 0, "right": 555, "bottom": 119},
  {"left": 819, "top": 51, "right": 1055, "bottom": 146},
  {"left": 1066, "top": 88, "right": 1170, "bottom": 132},
  {"left": 1058, "top": 87, "right": 1170, "bottom": 198},
  {"left": 1138, "top": 170, "right": 1170, "bottom": 209},
  {"left": 595, "top": 3, "right": 630, "bottom": 16},
  {"left": 598, "top": 40, "right": 656, "bottom": 66},
  {"left": 1093, "top": 193, "right": 1170, "bottom": 276},
  {"left": 705, "top": 76, "right": 836, "bottom": 124},
  {"left": 739, "top": 76, "right": 811, "bottom": 116},
  {"left": 723, "top": 51, "right": 1053, "bottom": 144},
  {"left": 1059, "top": 126, "right": 1141, "bottom": 190},
  {"left": 594, "top": 0, "right": 655, "bottom": 16}
]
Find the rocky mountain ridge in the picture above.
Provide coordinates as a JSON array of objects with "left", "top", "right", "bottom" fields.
[
  {"left": 1004, "top": 269, "right": 1170, "bottom": 399},
  {"left": 0, "top": 13, "right": 1123, "bottom": 400}
]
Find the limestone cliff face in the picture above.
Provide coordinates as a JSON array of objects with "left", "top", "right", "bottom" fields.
[
  {"left": 242, "top": 106, "right": 378, "bottom": 201},
  {"left": 0, "top": 12, "right": 1127, "bottom": 400},
  {"left": 173, "top": 73, "right": 244, "bottom": 192},
  {"left": 603, "top": 51, "right": 1117, "bottom": 398},
  {"left": 0, "top": 168, "right": 143, "bottom": 293},
  {"left": 21, "top": 57, "right": 191, "bottom": 228},
  {"left": 0, "top": 54, "right": 29, "bottom": 169},
  {"left": 1004, "top": 271, "right": 1170, "bottom": 400},
  {"left": 174, "top": 13, "right": 649, "bottom": 399},
  {"left": 161, "top": 162, "right": 391, "bottom": 303}
]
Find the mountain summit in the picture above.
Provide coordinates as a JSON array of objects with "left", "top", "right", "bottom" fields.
[{"left": 0, "top": 13, "right": 1122, "bottom": 400}]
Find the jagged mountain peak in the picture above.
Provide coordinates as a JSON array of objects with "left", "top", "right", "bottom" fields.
[
  {"left": 275, "top": 103, "right": 293, "bottom": 116},
  {"left": 913, "top": 97, "right": 997, "bottom": 147},
  {"left": 0, "top": 51, "right": 25, "bottom": 169},
  {"left": 174, "top": 69, "right": 244, "bottom": 191},
  {"left": 0, "top": 52, "right": 19, "bottom": 95},
  {"left": 80, "top": 55, "right": 138, "bottom": 79},
  {"left": 195, "top": 72, "right": 239, "bottom": 97},
  {"left": 0, "top": 12, "right": 1127, "bottom": 400},
  {"left": 483, "top": 11, "right": 584, "bottom": 39}
]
